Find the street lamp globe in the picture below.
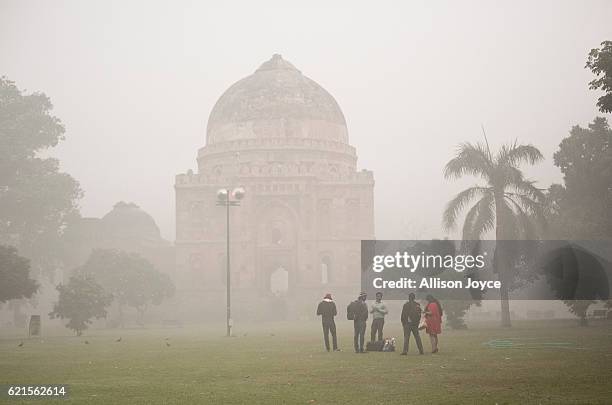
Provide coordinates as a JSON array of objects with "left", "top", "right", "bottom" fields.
[
  {"left": 232, "top": 187, "right": 246, "bottom": 200},
  {"left": 217, "top": 189, "right": 229, "bottom": 201}
]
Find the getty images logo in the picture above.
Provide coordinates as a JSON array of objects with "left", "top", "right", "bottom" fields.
[{"left": 371, "top": 251, "right": 487, "bottom": 273}]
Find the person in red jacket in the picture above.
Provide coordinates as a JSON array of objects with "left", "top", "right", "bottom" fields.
[{"left": 424, "top": 294, "right": 443, "bottom": 353}]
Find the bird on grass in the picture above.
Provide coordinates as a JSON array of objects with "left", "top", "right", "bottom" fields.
[
  {"left": 84, "top": 340, "right": 89, "bottom": 344},
  {"left": 17, "top": 342, "right": 23, "bottom": 347},
  {"left": 115, "top": 337, "right": 122, "bottom": 342},
  {"left": 166, "top": 342, "right": 171, "bottom": 347}
]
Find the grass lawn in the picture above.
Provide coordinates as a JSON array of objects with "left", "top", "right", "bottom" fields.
[{"left": 1, "top": 319, "right": 611, "bottom": 404}]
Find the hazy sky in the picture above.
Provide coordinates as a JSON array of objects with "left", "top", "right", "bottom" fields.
[{"left": 2, "top": 0, "right": 611, "bottom": 240}]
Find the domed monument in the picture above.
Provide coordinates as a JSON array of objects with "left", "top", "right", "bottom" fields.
[{"left": 175, "top": 54, "right": 374, "bottom": 319}]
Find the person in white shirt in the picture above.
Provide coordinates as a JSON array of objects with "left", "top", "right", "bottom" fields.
[{"left": 370, "top": 291, "right": 388, "bottom": 342}]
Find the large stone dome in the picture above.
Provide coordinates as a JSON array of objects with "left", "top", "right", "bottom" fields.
[{"left": 206, "top": 54, "right": 348, "bottom": 145}]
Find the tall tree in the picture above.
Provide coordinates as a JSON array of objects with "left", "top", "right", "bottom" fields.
[
  {"left": 443, "top": 140, "right": 546, "bottom": 327},
  {"left": 542, "top": 42, "right": 612, "bottom": 324},
  {"left": 77, "top": 249, "right": 175, "bottom": 326},
  {"left": 0, "top": 77, "right": 82, "bottom": 278},
  {"left": 547, "top": 117, "right": 612, "bottom": 239},
  {"left": 0, "top": 245, "right": 38, "bottom": 303},
  {"left": 546, "top": 117, "right": 612, "bottom": 324},
  {"left": 49, "top": 274, "right": 112, "bottom": 336},
  {"left": 586, "top": 40, "right": 612, "bottom": 113}
]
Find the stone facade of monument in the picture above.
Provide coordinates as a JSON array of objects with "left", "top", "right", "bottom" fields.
[{"left": 174, "top": 54, "right": 374, "bottom": 320}]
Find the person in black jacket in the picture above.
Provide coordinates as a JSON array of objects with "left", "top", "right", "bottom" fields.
[
  {"left": 400, "top": 293, "right": 424, "bottom": 355},
  {"left": 349, "top": 291, "right": 369, "bottom": 353},
  {"left": 317, "top": 293, "right": 339, "bottom": 351}
]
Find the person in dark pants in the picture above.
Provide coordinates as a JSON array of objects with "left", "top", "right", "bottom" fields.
[
  {"left": 349, "top": 291, "right": 369, "bottom": 353},
  {"left": 370, "top": 291, "right": 388, "bottom": 342},
  {"left": 316, "top": 293, "right": 339, "bottom": 352},
  {"left": 400, "top": 293, "right": 424, "bottom": 355}
]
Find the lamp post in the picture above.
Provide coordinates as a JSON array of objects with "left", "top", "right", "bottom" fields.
[{"left": 216, "top": 187, "right": 245, "bottom": 337}]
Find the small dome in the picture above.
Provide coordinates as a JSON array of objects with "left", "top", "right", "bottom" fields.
[
  {"left": 101, "top": 202, "right": 161, "bottom": 242},
  {"left": 206, "top": 54, "right": 348, "bottom": 145}
]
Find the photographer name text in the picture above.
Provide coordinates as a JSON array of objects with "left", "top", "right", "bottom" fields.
[{"left": 372, "top": 277, "right": 501, "bottom": 290}]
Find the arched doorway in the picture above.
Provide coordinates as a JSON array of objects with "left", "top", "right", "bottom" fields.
[{"left": 256, "top": 201, "right": 298, "bottom": 295}]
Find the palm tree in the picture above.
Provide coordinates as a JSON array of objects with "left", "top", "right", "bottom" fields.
[{"left": 443, "top": 139, "right": 546, "bottom": 327}]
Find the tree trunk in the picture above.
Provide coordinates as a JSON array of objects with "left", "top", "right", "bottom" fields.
[
  {"left": 499, "top": 279, "right": 512, "bottom": 327},
  {"left": 495, "top": 194, "right": 512, "bottom": 328}
]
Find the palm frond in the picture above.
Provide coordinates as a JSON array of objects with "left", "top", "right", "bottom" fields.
[
  {"left": 481, "top": 125, "right": 493, "bottom": 162},
  {"left": 444, "top": 138, "right": 546, "bottom": 243},
  {"left": 505, "top": 193, "right": 548, "bottom": 231},
  {"left": 508, "top": 180, "right": 546, "bottom": 203},
  {"left": 505, "top": 196, "right": 539, "bottom": 240},
  {"left": 461, "top": 194, "right": 495, "bottom": 240},
  {"left": 495, "top": 197, "right": 522, "bottom": 240},
  {"left": 444, "top": 142, "right": 493, "bottom": 181},
  {"left": 443, "top": 186, "right": 491, "bottom": 230},
  {"left": 496, "top": 143, "right": 544, "bottom": 167},
  {"left": 499, "top": 165, "right": 526, "bottom": 187}
]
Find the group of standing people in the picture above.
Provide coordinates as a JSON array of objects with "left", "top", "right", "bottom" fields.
[{"left": 316, "top": 291, "right": 443, "bottom": 354}]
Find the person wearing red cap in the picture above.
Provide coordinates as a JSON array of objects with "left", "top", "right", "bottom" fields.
[{"left": 316, "top": 293, "right": 339, "bottom": 352}]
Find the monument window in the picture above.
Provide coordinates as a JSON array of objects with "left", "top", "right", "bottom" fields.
[
  {"left": 270, "top": 266, "right": 288, "bottom": 296},
  {"left": 321, "top": 262, "right": 329, "bottom": 284},
  {"left": 321, "top": 255, "right": 332, "bottom": 284}
]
